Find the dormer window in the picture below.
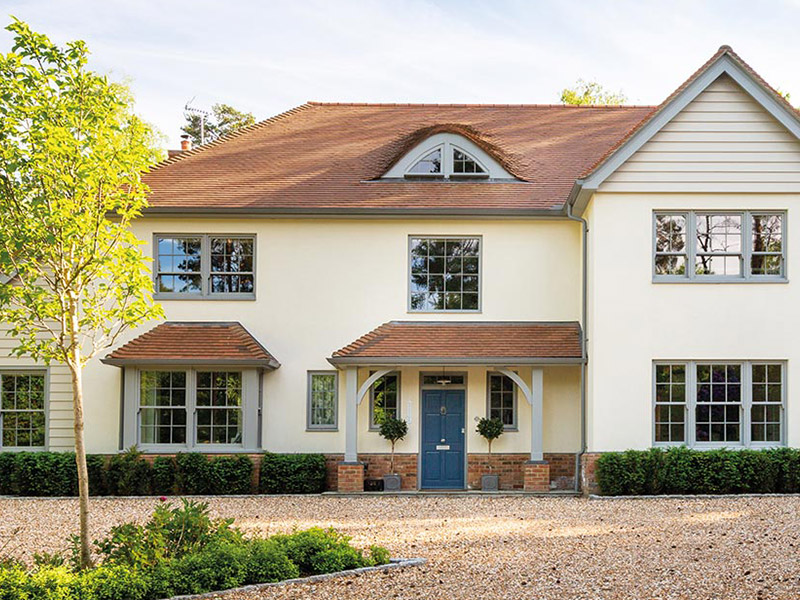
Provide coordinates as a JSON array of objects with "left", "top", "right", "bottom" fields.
[
  {"left": 408, "top": 147, "right": 442, "bottom": 175},
  {"left": 405, "top": 143, "right": 488, "bottom": 179},
  {"left": 383, "top": 132, "right": 513, "bottom": 180}
]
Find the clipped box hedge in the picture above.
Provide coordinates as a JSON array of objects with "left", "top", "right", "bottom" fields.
[
  {"left": 596, "top": 447, "right": 800, "bottom": 496},
  {"left": 0, "top": 450, "right": 330, "bottom": 496}
]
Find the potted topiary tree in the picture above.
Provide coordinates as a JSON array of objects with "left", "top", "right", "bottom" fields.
[
  {"left": 378, "top": 415, "right": 408, "bottom": 491},
  {"left": 476, "top": 417, "right": 504, "bottom": 491}
]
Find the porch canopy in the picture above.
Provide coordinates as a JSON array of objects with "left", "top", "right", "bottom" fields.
[
  {"left": 102, "top": 321, "right": 281, "bottom": 369},
  {"left": 329, "top": 321, "right": 584, "bottom": 463}
]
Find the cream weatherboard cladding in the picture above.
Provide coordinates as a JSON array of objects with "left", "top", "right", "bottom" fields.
[{"left": 600, "top": 75, "right": 800, "bottom": 194}]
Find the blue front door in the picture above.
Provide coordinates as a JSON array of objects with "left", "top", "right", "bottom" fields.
[{"left": 421, "top": 389, "right": 465, "bottom": 489}]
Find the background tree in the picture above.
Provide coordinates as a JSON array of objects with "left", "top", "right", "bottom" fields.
[
  {"left": 0, "top": 20, "right": 164, "bottom": 568},
  {"left": 560, "top": 79, "right": 627, "bottom": 105},
  {"left": 181, "top": 103, "right": 256, "bottom": 145}
]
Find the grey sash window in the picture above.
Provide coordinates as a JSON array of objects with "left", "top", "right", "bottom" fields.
[
  {"left": 308, "top": 372, "right": 338, "bottom": 430},
  {"left": 155, "top": 234, "right": 255, "bottom": 298},
  {"left": 370, "top": 372, "right": 399, "bottom": 428},
  {"left": 1, "top": 372, "right": 46, "bottom": 448},
  {"left": 196, "top": 372, "right": 242, "bottom": 444},
  {"left": 410, "top": 236, "right": 480, "bottom": 311},
  {"left": 138, "top": 370, "right": 243, "bottom": 447},
  {"left": 488, "top": 373, "right": 516, "bottom": 429},
  {"left": 140, "top": 371, "right": 187, "bottom": 445},
  {"left": 653, "top": 212, "right": 785, "bottom": 281},
  {"left": 653, "top": 361, "right": 785, "bottom": 447}
]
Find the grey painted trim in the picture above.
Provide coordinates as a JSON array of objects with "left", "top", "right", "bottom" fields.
[
  {"left": 328, "top": 356, "right": 585, "bottom": 366},
  {"left": 344, "top": 367, "right": 358, "bottom": 462},
  {"left": 152, "top": 233, "right": 257, "bottom": 301},
  {"left": 652, "top": 210, "right": 788, "bottom": 283},
  {"left": 103, "top": 357, "right": 280, "bottom": 369},
  {"left": 652, "top": 360, "right": 787, "bottom": 449},
  {"left": 0, "top": 367, "right": 50, "bottom": 452},
  {"left": 306, "top": 370, "right": 339, "bottom": 431},
  {"left": 485, "top": 371, "right": 518, "bottom": 431},
  {"left": 140, "top": 207, "right": 566, "bottom": 219},
  {"left": 407, "top": 234, "right": 483, "bottom": 314}
]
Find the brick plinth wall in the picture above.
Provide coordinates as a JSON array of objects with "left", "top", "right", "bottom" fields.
[
  {"left": 466, "top": 453, "right": 576, "bottom": 490},
  {"left": 523, "top": 461, "right": 550, "bottom": 492},
  {"left": 337, "top": 462, "right": 365, "bottom": 492},
  {"left": 580, "top": 452, "right": 602, "bottom": 495},
  {"left": 361, "top": 454, "right": 418, "bottom": 490}
]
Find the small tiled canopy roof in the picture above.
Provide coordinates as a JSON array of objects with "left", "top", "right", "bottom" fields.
[
  {"left": 102, "top": 322, "right": 280, "bottom": 369},
  {"left": 329, "top": 321, "right": 583, "bottom": 365}
]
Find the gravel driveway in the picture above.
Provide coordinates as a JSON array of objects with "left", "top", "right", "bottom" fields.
[{"left": 1, "top": 495, "right": 799, "bottom": 599}]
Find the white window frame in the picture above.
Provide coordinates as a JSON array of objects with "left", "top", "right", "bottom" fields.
[
  {"left": 153, "top": 233, "right": 257, "bottom": 300},
  {"left": 652, "top": 360, "right": 786, "bottom": 448},
  {"left": 369, "top": 371, "right": 401, "bottom": 430},
  {"left": 486, "top": 372, "right": 518, "bottom": 431},
  {"left": 382, "top": 132, "right": 514, "bottom": 180},
  {"left": 307, "top": 371, "right": 339, "bottom": 431},
  {"left": 0, "top": 369, "right": 48, "bottom": 451},
  {"left": 652, "top": 211, "right": 787, "bottom": 282},
  {"left": 136, "top": 368, "right": 246, "bottom": 451},
  {"left": 408, "top": 235, "right": 482, "bottom": 313}
]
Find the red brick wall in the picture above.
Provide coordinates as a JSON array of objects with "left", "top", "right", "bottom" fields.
[
  {"left": 337, "top": 463, "right": 365, "bottom": 493},
  {"left": 580, "top": 452, "right": 601, "bottom": 495},
  {"left": 360, "top": 453, "right": 418, "bottom": 490}
]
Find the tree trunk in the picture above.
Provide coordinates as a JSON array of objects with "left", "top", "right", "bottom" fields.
[
  {"left": 390, "top": 441, "right": 395, "bottom": 474},
  {"left": 487, "top": 440, "right": 492, "bottom": 473},
  {"left": 68, "top": 348, "right": 92, "bottom": 569}
]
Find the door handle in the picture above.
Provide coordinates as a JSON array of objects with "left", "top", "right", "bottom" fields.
[{"left": 440, "top": 438, "right": 445, "bottom": 443}]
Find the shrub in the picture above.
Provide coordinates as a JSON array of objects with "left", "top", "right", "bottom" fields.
[
  {"left": 259, "top": 453, "right": 327, "bottom": 494},
  {"left": 275, "top": 527, "right": 373, "bottom": 575},
  {"left": 596, "top": 447, "right": 800, "bottom": 495},
  {"left": 78, "top": 564, "right": 150, "bottom": 600},
  {"left": 151, "top": 457, "right": 176, "bottom": 496},
  {"left": 106, "top": 448, "right": 152, "bottom": 496},
  {"left": 368, "top": 545, "right": 390, "bottom": 566},
  {"left": 86, "top": 454, "right": 109, "bottom": 496},
  {"left": 0, "top": 453, "right": 16, "bottom": 495},
  {"left": 244, "top": 539, "right": 299, "bottom": 584},
  {"left": 169, "top": 542, "right": 249, "bottom": 595},
  {"left": 207, "top": 456, "right": 253, "bottom": 495},
  {"left": 10, "top": 452, "right": 76, "bottom": 496},
  {"left": 175, "top": 453, "right": 211, "bottom": 495}
]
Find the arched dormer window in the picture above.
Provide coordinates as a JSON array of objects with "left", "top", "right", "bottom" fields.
[{"left": 382, "top": 132, "right": 514, "bottom": 180}]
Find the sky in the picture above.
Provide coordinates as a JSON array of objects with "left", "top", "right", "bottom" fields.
[{"left": 2, "top": 0, "right": 800, "bottom": 147}]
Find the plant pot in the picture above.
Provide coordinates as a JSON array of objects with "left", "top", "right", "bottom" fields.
[
  {"left": 382, "top": 473, "right": 402, "bottom": 491},
  {"left": 481, "top": 474, "right": 499, "bottom": 491}
]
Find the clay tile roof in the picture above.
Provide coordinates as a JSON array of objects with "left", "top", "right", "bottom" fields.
[
  {"left": 330, "top": 321, "right": 583, "bottom": 365},
  {"left": 142, "top": 103, "right": 653, "bottom": 214},
  {"left": 102, "top": 322, "right": 280, "bottom": 368}
]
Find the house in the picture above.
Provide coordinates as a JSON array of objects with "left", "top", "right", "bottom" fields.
[{"left": 2, "top": 46, "right": 799, "bottom": 493}]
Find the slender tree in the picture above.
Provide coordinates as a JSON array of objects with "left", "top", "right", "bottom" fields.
[
  {"left": 560, "top": 79, "right": 627, "bottom": 105},
  {"left": 0, "top": 20, "right": 164, "bottom": 568}
]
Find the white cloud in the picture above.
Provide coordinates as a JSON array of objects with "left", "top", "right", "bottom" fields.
[{"left": 1, "top": 0, "right": 799, "bottom": 145}]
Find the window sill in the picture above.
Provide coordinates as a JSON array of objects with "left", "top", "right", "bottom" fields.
[
  {"left": 408, "top": 309, "right": 482, "bottom": 314},
  {"left": 653, "top": 443, "right": 786, "bottom": 450},
  {"left": 0, "top": 446, "right": 46, "bottom": 452},
  {"left": 154, "top": 294, "right": 257, "bottom": 301},
  {"left": 136, "top": 445, "right": 257, "bottom": 454},
  {"left": 306, "top": 427, "right": 338, "bottom": 432},
  {"left": 652, "top": 277, "right": 788, "bottom": 285}
]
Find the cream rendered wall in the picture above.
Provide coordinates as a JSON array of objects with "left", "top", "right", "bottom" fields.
[
  {"left": 586, "top": 193, "right": 800, "bottom": 452},
  {"left": 75, "top": 217, "right": 582, "bottom": 455}
]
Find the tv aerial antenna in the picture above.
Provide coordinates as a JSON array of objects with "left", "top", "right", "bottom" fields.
[{"left": 184, "top": 98, "right": 211, "bottom": 145}]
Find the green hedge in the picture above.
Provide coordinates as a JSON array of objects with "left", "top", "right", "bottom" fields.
[
  {"left": 259, "top": 453, "right": 327, "bottom": 494},
  {"left": 0, "top": 451, "right": 329, "bottom": 496},
  {"left": 596, "top": 447, "right": 800, "bottom": 495}
]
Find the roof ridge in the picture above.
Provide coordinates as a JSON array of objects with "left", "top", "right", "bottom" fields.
[
  {"left": 146, "top": 103, "right": 317, "bottom": 172},
  {"left": 307, "top": 101, "right": 657, "bottom": 109}
]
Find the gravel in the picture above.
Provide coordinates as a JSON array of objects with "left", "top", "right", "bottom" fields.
[{"left": 1, "top": 495, "right": 799, "bottom": 599}]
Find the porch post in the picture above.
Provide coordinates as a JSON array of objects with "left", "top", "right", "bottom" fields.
[
  {"left": 338, "top": 366, "right": 364, "bottom": 492},
  {"left": 344, "top": 366, "right": 358, "bottom": 463},
  {"left": 530, "top": 368, "right": 544, "bottom": 462},
  {"left": 523, "top": 367, "right": 549, "bottom": 491}
]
